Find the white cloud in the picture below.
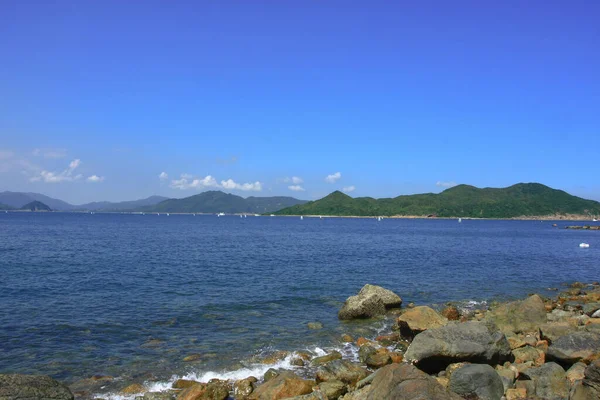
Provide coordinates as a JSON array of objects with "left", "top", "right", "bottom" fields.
[
  {"left": 159, "top": 172, "right": 168, "bottom": 181},
  {"left": 280, "top": 176, "right": 304, "bottom": 184},
  {"left": 343, "top": 185, "right": 356, "bottom": 193},
  {"left": 436, "top": 181, "right": 457, "bottom": 188},
  {"left": 31, "top": 158, "right": 86, "bottom": 183},
  {"left": 325, "top": 172, "right": 341, "bottom": 183},
  {"left": 221, "top": 179, "right": 262, "bottom": 192},
  {"left": 288, "top": 185, "right": 305, "bottom": 192},
  {"left": 32, "top": 148, "right": 67, "bottom": 159},
  {"left": 87, "top": 175, "right": 104, "bottom": 183},
  {"left": 170, "top": 174, "right": 220, "bottom": 190}
]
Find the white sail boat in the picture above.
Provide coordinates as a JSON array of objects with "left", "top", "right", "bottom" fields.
[{"left": 458, "top": 218, "right": 462, "bottom": 223}]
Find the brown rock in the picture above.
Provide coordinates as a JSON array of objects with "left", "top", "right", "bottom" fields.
[
  {"left": 249, "top": 372, "right": 315, "bottom": 400},
  {"left": 261, "top": 351, "right": 289, "bottom": 364},
  {"left": 172, "top": 380, "right": 199, "bottom": 389},
  {"left": 441, "top": 305, "right": 460, "bottom": 321},
  {"left": 512, "top": 346, "right": 545, "bottom": 366},
  {"left": 505, "top": 387, "right": 527, "bottom": 400},
  {"left": 122, "top": 383, "right": 145, "bottom": 394},
  {"left": 356, "top": 337, "right": 372, "bottom": 347},
  {"left": 365, "top": 352, "right": 391, "bottom": 369},
  {"left": 183, "top": 354, "right": 202, "bottom": 362},
  {"left": 566, "top": 362, "right": 587, "bottom": 385},
  {"left": 485, "top": 294, "right": 547, "bottom": 334},
  {"left": 396, "top": 306, "right": 448, "bottom": 338},
  {"left": 341, "top": 334, "right": 353, "bottom": 343},
  {"left": 177, "top": 381, "right": 229, "bottom": 400},
  {"left": 311, "top": 351, "right": 342, "bottom": 366},
  {"left": 389, "top": 351, "right": 404, "bottom": 363},
  {"left": 233, "top": 377, "right": 257, "bottom": 399}
]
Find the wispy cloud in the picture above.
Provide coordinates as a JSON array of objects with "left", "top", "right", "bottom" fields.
[
  {"left": 436, "top": 181, "right": 457, "bottom": 188},
  {"left": 288, "top": 185, "right": 305, "bottom": 192},
  {"left": 87, "top": 175, "right": 105, "bottom": 183},
  {"left": 221, "top": 179, "right": 262, "bottom": 191},
  {"left": 169, "top": 173, "right": 262, "bottom": 192},
  {"left": 343, "top": 185, "right": 355, "bottom": 193},
  {"left": 32, "top": 148, "right": 67, "bottom": 159},
  {"left": 159, "top": 172, "right": 168, "bottom": 181},
  {"left": 325, "top": 172, "right": 341, "bottom": 183},
  {"left": 280, "top": 176, "right": 303, "bottom": 184},
  {"left": 30, "top": 159, "right": 83, "bottom": 183}
]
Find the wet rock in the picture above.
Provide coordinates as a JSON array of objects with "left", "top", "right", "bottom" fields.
[
  {"left": 307, "top": 322, "right": 323, "bottom": 330},
  {"left": 312, "top": 351, "right": 342, "bottom": 366},
  {"left": 139, "top": 391, "right": 177, "bottom": 400},
  {"left": 539, "top": 322, "right": 577, "bottom": 343},
  {"left": 362, "top": 363, "right": 462, "bottom": 399},
  {"left": 546, "top": 331, "right": 600, "bottom": 366},
  {"left": 396, "top": 306, "right": 448, "bottom": 338},
  {"left": 403, "top": 321, "right": 511, "bottom": 373},
  {"left": 263, "top": 369, "right": 279, "bottom": 382},
  {"left": 122, "top": 383, "right": 145, "bottom": 394},
  {"left": 177, "top": 380, "right": 229, "bottom": 400},
  {"left": 375, "top": 332, "right": 399, "bottom": 346},
  {"left": 261, "top": 351, "right": 289, "bottom": 364},
  {"left": 521, "top": 362, "right": 569, "bottom": 400},
  {"left": 566, "top": 362, "right": 587, "bottom": 385},
  {"left": 249, "top": 371, "right": 315, "bottom": 400},
  {"left": 141, "top": 338, "right": 164, "bottom": 348},
  {"left": 448, "top": 364, "right": 504, "bottom": 400},
  {"left": 172, "top": 380, "right": 199, "bottom": 389},
  {"left": 512, "top": 346, "right": 545, "bottom": 366},
  {"left": 358, "top": 344, "right": 378, "bottom": 363},
  {"left": 0, "top": 374, "right": 74, "bottom": 400},
  {"left": 315, "top": 359, "right": 370, "bottom": 386},
  {"left": 233, "top": 377, "right": 257, "bottom": 399},
  {"left": 365, "top": 352, "right": 392, "bottom": 369},
  {"left": 316, "top": 380, "right": 347, "bottom": 399},
  {"left": 340, "top": 334, "right": 353, "bottom": 342},
  {"left": 183, "top": 354, "right": 202, "bottom": 362},
  {"left": 485, "top": 294, "right": 547, "bottom": 334},
  {"left": 338, "top": 284, "right": 401, "bottom": 320}
]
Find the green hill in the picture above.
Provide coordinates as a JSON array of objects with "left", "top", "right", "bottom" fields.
[
  {"left": 274, "top": 183, "right": 600, "bottom": 218},
  {"left": 0, "top": 202, "right": 14, "bottom": 210},
  {"left": 145, "top": 191, "right": 307, "bottom": 214},
  {"left": 20, "top": 201, "right": 52, "bottom": 212}
]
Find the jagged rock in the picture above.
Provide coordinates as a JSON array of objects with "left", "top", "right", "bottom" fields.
[
  {"left": 396, "top": 306, "right": 448, "bottom": 338},
  {"left": 0, "top": 374, "right": 74, "bottom": 400},
  {"left": 338, "top": 284, "right": 401, "bottom": 320},
  {"left": 404, "top": 321, "right": 511, "bottom": 373},
  {"left": 362, "top": 363, "right": 462, "bottom": 399},
  {"left": 521, "top": 362, "right": 569, "bottom": 400},
  {"left": 249, "top": 371, "right": 315, "bottom": 400},
  {"left": 566, "top": 362, "right": 587, "bottom": 385},
  {"left": 485, "top": 294, "right": 547, "bottom": 334},
  {"left": 448, "top": 364, "right": 504, "bottom": 400},
  {"left": 315, "top": 359, "right": 370, "bottom": 386},
  {"left": 546, "top": 331, "right": 600, "bottom": 366}
]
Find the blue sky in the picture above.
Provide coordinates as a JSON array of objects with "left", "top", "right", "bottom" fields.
[{"left": 1, "top": 1, "right": 599, "bottom": 204}]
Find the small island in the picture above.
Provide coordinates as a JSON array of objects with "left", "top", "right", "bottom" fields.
[{"left": 20, "top": 201, "right": 52, "bottom": 212}]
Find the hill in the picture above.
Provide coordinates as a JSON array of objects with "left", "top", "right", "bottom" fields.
[
  {"left": 0, "top": 191, "right": 74, "bottom": 210},
  {"left": 76, "top": 196, "right": 169, "bottom": 211},
  {"left": 20, "top": 201, "right": 52, "bottom": 211},
  {"left": 146, "top": 191, "right": 307, "bottom": 213},
  {"left": 274, "top": 183, "right": 600, "bottom": 218},
  {"left": 0, "top": 202, "right": 14, "bottom": 210}
]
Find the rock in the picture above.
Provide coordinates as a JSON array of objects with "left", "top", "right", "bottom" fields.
[
  {"left": 539, "top": 322, "right": 577, "bottom": 343},
  {"left": 338, "top": 284, "right": 401, "bottom": 320},
  {"left": 441, "top": 305, "right": 460, "bottom": 321},
  {"left": 485, "top": 294, "right": 547, "bottom": 334},
  {"left": 172, "top": 380, "right": 199, "bottom": 389},
  {"left": 404, "top": 321, "right": 511, "bottom": 373},
  {"left": 261, "top": 351, "right": 289, "bottom": 364},
  {"left": 566, "top": 362, "right": 587, "bottom": 385},
  {"left": 183, "top": 354, "right": 202, "bottom": 362},
  {"left": 307, "top": 322, "right": 323, "bottom": 330},
  {"left": 362, "top": 363, "right": 462, "bottom": 399},
  {"left": 341, "top": 334, "right": 353, "bottom": 342},
  {"left": 233, "top": 377, "right": 257, "bottom": 399},
  {"left": 515, "top": 380, "right": 535, "bottom": 397},
  {"left": 249, "top": 371, "right": 315, "bottom": 400},
  {"left": 177, "top": 381, "right": 229, "bottom": 400},
  {"left": 316, "top": 380, "right": 347, "bottom": 399},
  {"left": 396, "top": 306, "right": 448, "bottom": 338},
  {"left": 505, "top": 388, "right": 527, "bottom": 400},
  {"left": 263, "top": 369, "right": 279, "bottom": 382},
  {"left": 546, "top": 331, "right": 600, "bottom": 366},
  {"left": 593, "top": 310, "right": 600, "bottom": 318},
  {"left": 448, "top": 364, "right": 504, "bottom": 400},
  {"left": 338, "top": 385, "right": 373, "bottom": 400},
  {"left": 365, "top": 352, "right": 391, "bottom": 369},
  {"left": 583, "top": 359, "right": 600, "bottom": 392},
  {"left": 445, "top": 363, "right": 469, "bottom": 381},
  {"left": 375, "top": 333, "right": 399, "bottom": 346},
  {"left": 358, "top": 344, "right": 378, "bottom": 363},
  {"left": 512, "top": 346, "right": 545, "bottom": 366},
  {"left": 315, "top": 359, "right": 370, "bottom": 385},
  {"left": 495, "top": 367, "right": 516, "bottom": 393},
  {"left": 0, "top": 374, "right": 74, "bottom": 400},
  {"left": 569, "top": 380, "right": 599, "bottom": 400},
  {"left": 311, "top": 351, "right": 342, "bottom": 366},
  {"left": 122, "top": 383, "right": 145, "bottom": 394},
  {"left": 521, "top": 362, "right": 569, "bottom": 400},
  {"left": 140, "top": 392, "right": 177, "bottom": 400}
]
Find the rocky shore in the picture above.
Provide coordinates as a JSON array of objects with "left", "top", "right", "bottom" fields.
[{"left": 3, "top": 283, "right": 600, "bottom": 400}]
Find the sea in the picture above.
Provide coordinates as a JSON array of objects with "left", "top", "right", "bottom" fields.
[{"left": 0, "top": 212, "right": 598, "bottom": 396}]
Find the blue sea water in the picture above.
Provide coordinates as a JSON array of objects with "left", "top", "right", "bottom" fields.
[{"left": 0, "top": 212, "right": 598, "bottom": 388}]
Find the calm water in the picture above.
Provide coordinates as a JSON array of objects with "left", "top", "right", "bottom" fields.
[{"left": 0, "top": 213, "right": 598, "bottom": 388}]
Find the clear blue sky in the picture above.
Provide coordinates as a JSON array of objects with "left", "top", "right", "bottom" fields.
[{"left": 1, "top": 1, "right": 599, "bottom": 204}]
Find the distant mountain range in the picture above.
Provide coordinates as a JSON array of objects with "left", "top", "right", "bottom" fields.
[
  {"left": 0, "top": 190, "right": 307, "bottom": 214},
  {"left": 274, "top": 183, "right": 600, "bottom": 218}
]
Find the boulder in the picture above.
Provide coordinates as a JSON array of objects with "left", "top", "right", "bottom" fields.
[
  {"left": 311, "top": 351, "right": 342, "bottom": 366},
  {"left": 316, "top": 380, "right": 347, "bottom": 399},
  {"left": 495, "top": 366, "right": 516, "bottom": 393},
  {"left": 0, "top": 374, "right": 74, "bottom": 400},
  {"left": 582, "top": 303, "right": 600, "bottom": 316},
  {"left": 177, "top": 380, "right": 230, "bottom": 400},
  {"left": 315, "top": 359, "right": 370, "bottom": 386},
  {"left": 511, "top": 346, "right": 545, "bottom": 366},
  {"left": 441, "top": 305, "right": 460, "bottom": 321},
  {"left": 122, "top": 383, "right": 145, "bottom": 394},
  {"left": 539, "top": 322, "right": 577, "bottom": 343},
  {"left": 233, "top": 377, "right": 257, "bottom": 399},
  {"left": 362, "top": 363, "right": 462, "bottom": 399},
  {"left": 263, "top": 368, "right": 279, "bottom": 382},
  {"left": 448, "top": 364, "right": 504, "bottom": 400},
  {"left": 172, "top": 380, "right": 199, "bottom": 389},
  {"left": 338, "top": 284, "right": 401, "bottom": 320},
  {"left": 566, "top": 362, "right": 587, "bottom": 385},
  {"left": 485, "top": 294, "right": 547, "bottom": 334},
  {"left": 365, "top": 352, "right": 391, "bottom": 369},
  {"left": 505, "top": 388, "right": 527, "bottom": 400},
  {"left": 521, "top": 362, "right": 569, "bottom": 400},
  {"left": 139, "top": 392, "right": 177, "bottom": 400},
  {"left": 546, "top": 331, "right": 600, "bottom": 366},
  {"left": 396, "top": 306, "right": 448, "bottom": 338},
  {"left": 403, "top": 321, "right": 511, "bottom": 373},
  {"left": 584, "top": 359, "right": 600, "bottom": 392},
  {"left": 249, "top": 372, "right": 315, "bottom": 400}
]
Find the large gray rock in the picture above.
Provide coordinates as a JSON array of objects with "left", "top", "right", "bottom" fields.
[
  {"left": 570, "top": 360, "right": 600, "bottom": 399},
  {"left": 546, "top": 331, "right": 600, "bottom": 366},
  {"left": 404, "top": 321, "right": 511, "bottom": 373},
  {"left": 522, "top": 362, "right": 569, "bottom": 400},
  {"left": 338, "top": 284, "right": 401, "bottom": 320},
  {"left": 485, "top": 294, "right": 547, "bottom": 334},
  {"left": 448, "top": 364, "right": 504, "bottom": 400},
  {"left": 539, "top": 322, "right": 577, "bottom": 343},
  {"left": 0, "top": 374, "right": 74, "bottom": 400},
  {"left": 363, "top": 363, "right": 462, "bottom": 400}
]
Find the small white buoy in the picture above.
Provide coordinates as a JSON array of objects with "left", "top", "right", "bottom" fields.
[{"left": 580, "top": 243, "right": 590, "bottom": 248}]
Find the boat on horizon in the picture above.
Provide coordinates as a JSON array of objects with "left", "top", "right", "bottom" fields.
[
  {"left": 458, "top": 218, "right": 462, "bottom": 223},
  {"left": 218, "top": 212, "right": 225, "bottom": 217}
]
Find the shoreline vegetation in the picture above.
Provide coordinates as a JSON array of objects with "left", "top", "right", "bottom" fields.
[{"left": 4, "top": 282, "right": 600, "bottom": 400}]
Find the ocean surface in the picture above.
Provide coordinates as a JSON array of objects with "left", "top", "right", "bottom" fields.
[{"left": 0, "top": 212, "right": 598, "bottom": 394}]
